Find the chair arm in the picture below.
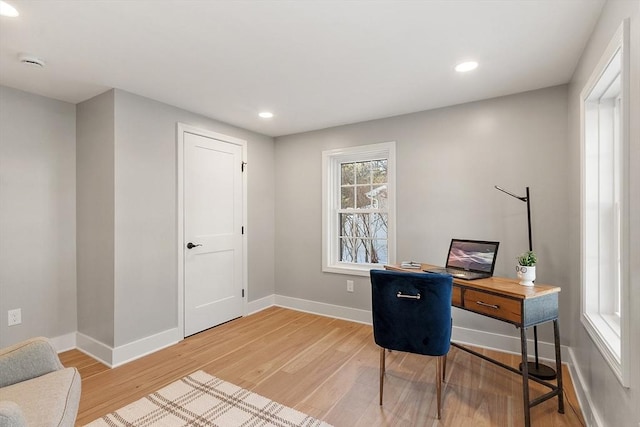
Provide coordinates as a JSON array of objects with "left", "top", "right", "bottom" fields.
[
  {"left": 0, "top": 337, "right": 64, "bottom": 388},
  {"left": 0, "top": 400, "right": 27, "bottom": 427}
]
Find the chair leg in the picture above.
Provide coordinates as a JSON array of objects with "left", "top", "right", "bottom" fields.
[
  {"left": 379, "top": 347, "right": 386, "bottom": 405},
  {"left": 436, "top": 356, "right": 443, "bottom": 419},
  {"left": 442, "top": 353, "right": 447, "bottom": 383}
]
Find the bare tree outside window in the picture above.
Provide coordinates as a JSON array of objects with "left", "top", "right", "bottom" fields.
[{"left": 339, "top": 160, "right": 388, "bottom": 264}]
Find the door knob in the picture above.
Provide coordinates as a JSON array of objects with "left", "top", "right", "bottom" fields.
[{"left": 186, "top": 242, "right": 202, "bottom": 249}]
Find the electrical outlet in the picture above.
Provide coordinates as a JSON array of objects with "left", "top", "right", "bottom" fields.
[
  {"left": 347, "top": 280, "right": 354, "bottom": 293},
  {"left": 8, "top": 308, "right": 21, "bottom": 326}
]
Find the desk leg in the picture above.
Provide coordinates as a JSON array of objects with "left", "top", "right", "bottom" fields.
[
  {"left": 520, "top": 326, "right": 531, "bottom": 427},
  {"left": 553, "top": 319, "right": 565, "bottom": 414}
]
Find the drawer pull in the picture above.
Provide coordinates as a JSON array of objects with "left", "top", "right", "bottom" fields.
[
  {"left": 397, "top": 291, "right": 421, "bottom": 300},
  {"left": 476, "top": 301, "right": 499, "bottom": 310}
]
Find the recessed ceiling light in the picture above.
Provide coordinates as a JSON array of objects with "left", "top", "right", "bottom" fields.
[
  {"left": 455, "top": 61, "right": 479, "bottom": 73},
  {"left": 258, "top": 112, "right": 274, "bottom": 119},
  {"left": 0, "top": 1, "right": 19, "bottom": 17},
  {"left": 18, "top": 53, "right": 45, "bottom": 68}
]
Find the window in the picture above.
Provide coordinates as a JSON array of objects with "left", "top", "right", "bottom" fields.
[
  {"left": 580, "top": 20, "right": 630, "bottom": 387},
  {"left": 322, "top": 142, "right": 396, "bottom": 276}
]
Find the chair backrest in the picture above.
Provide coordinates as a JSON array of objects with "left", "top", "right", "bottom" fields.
[{"left": 370, "top": 269, "right": 453, "bottom": 357}]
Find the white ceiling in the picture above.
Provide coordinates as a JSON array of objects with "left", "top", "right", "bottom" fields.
[{"left": 0, "top": 0, "right": 605, "bottom": 137}]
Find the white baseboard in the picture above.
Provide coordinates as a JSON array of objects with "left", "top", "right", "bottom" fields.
[
  {"left": 50, "top": 332, "right": 77, "bottom": 353},
  {"left": 246, "top": 294, "right": 276, "bottom": 315},
  {"left": 566, "top": 347, "right": 602, "bottom": 427},
  {"left": 274, "top": 295, "right": 372, "bottom": 324},
  {"left": 111, "top": 327, "right": 182, "bottom": 367},
  {"left": 76, "top": 332, "right": 114, "bottom": 367},
  {"left": 76, "top": 328, "right": 182, "bottom": 368}
]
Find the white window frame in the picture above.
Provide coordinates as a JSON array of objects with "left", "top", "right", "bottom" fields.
[
  {"left": 580, "top": 19, "right": 630, "bottom": 387},
  {"left": 322, "top": 142, "right": 396, "bottom": 276}
]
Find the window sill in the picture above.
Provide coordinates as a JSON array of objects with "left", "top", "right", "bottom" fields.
[
  {"left": 323, "top": 263, "right": 385, "bottom": 277},
  {"left": 602, "top": 313, "right": 621, "bottom": 337},
  {"left": 582, "top": 312, "right": 627, "bottom": 387}
]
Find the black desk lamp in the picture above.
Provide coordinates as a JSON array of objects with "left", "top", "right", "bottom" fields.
[{"left": 495, "top": 185, "right": 557, "bottom": 380}]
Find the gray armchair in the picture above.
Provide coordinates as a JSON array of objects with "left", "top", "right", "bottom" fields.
[{"left": 0, "top": 337, "right": 81, "bottom": 427}]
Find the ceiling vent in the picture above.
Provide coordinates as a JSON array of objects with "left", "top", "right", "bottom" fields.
[{"left": 18, "top": 54, "right": 45, "bottom": 68}]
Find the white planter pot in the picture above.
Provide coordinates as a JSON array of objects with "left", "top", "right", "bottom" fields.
[{"left": 516, "top": 265, "right": 536, "bottom": 286}]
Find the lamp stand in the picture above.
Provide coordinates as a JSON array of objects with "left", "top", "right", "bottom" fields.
[{"left": 495, "top": 185, "right": 557, "bottom": 381}]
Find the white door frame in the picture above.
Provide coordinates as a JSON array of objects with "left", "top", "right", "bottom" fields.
[{"left": 176, "top": 123, "right": 248, "bottom": 338}]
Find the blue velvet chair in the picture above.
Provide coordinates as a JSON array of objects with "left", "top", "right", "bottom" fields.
[{"left": 370, "top": 269, "right": 453, "bottom": 419}]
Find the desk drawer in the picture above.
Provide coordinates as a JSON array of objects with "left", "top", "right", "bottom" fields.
[
  {"left": 452, "top": 286, "right": 462, "bottom": 307},
  {"left": 463, "top": 290, "right": 522, "bottom": 324}
]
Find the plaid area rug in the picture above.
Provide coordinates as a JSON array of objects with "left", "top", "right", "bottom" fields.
[{"left": 86, "top": 370, "right": 332, "bottom": 427}]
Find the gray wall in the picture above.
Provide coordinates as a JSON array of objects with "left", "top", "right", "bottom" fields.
[
  {"left": 2, "top": 84, "right": 275, "bottom": 352},
  {"left": 0, "top": 86, "right": 77, "bottom": 348},
  {"left": 111, "top": 89, "right": 275, "bottom": 346},
  {"left": 567, "top": 1, "right": 640, "bottom": 426},
  {"left": 76, "top": 90, "right": 116, "bottom": 346},
  {"left": 275, "top": 85, "right": 569, "bottom": 345},
  {"left": 76, "top": 89, "right": 276, "bottom": 348}
]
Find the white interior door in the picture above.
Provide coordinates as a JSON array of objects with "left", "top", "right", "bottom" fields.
[{"left": 184, "top": 131, "right": 244, "bottom": 336}]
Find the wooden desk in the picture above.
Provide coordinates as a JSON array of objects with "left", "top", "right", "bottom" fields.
[{"left": 385, "top": 264, "right": 564, "bottom": 427}]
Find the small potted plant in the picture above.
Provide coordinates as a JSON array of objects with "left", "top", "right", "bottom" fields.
[{"left": 516, "top": 250, "right": 537, "bottom": 286}]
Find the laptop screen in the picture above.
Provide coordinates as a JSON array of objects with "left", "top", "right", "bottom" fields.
[{"left": 445, "top": 239, "right": 500, "bottom": 273}]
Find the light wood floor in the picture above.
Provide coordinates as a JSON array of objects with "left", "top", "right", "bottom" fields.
[{"left": 60, "top": 307, "right": 585, "bottom": 426}]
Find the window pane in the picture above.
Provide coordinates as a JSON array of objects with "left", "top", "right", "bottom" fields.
[
  {"left": 341, "top": 163, "right": 355, "bottom": 185},
  {"left": 371, "top": 185, "right": 387, "bottom": 209},
  {"left": 588, "top": 72, "right": 623, "bottom": 319},
  {"left": 341, "top": 186, "right": 354, "bottom": 209},
  {"left": 340, "top": 238, "right": 355, "bottom": 262},
  {"left": 355, "top": 162, "right": 371, "bottom": 184},
  {"left": 372, "top": 160, "right": 387, "bottom": 184},
  {"left": 354, "top": 213, "right": 369, "bottom": 238},
  {"left": 370, "top": 213, "right": 388, "bottom": 240},
  {"left": 338, "top": 206, "right": 387, "bottom": 265},
  {"left": 354, "top": 238, "right": 370, "bottom": 263},
  {"left": 356, "top": 185, "right": 373, "bottom": 209},
  {"left": 372, "top": 239, "right": 388, "bottom": 264},
  {"left": 339, "top": 213, "right": 354, "bottom": 236}
]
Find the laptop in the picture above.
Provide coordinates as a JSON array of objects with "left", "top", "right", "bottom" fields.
[{"left": 424, "top": 239, "right": 500, "bottom": 280}]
